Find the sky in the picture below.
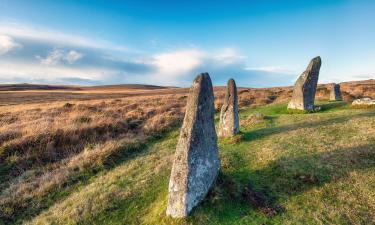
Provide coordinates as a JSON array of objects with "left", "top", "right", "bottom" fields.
[{"left": 0, "top": 0, "right": 374, "bottom": 87}]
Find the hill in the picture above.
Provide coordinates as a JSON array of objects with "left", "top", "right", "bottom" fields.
[
  {"left": 84, "top": 84, "right": 171, "bottom": 90},
  {"left": 0, "top": 79, "right": 374, "bottom": 224},
  {"left": 0, "top": 83, "right": 171, "bottom": 92},
  {"left": 0, "top": 84, "right": 82, "bottom": 91},
  {"left": 0, "top": 79, "right": 373, "bottom": 107}
]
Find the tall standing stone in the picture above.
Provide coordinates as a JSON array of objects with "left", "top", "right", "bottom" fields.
[
  {"left": 166, "top": 73, "right": 220, "bottom": 218},
  {"left": 329, "top": 83, "right": 342, "bottom": 101},
  {"left": 288, "top": 56, "right": 322, "bottom": 111},
  {"left": 218, "top": 79, "right": 239, "bottom": 137}
]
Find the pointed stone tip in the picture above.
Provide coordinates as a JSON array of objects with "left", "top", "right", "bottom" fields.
[
  {"left": 194, "top": 72, "right": 211, "bottom": 84},
  {"left": 312, "top": 56, "right": 321, "bottom": 64},
  {"left": 227, "top": 79, "right": 237, "bottom": 88},
  {"left": 196, "top": 72, "right": 210, "bottom": 78}
]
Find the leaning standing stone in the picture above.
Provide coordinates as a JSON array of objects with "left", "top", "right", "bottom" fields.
[
  {"left": 218, "top": 79, "right": 239, "bottom": 137},
  {"left": 288, "top": 56, "right": 321, "bottom": 111},
  {"left": 166, "top": 73, "right": 220, "bottom": 218},
  {"left": 329, "top": 83, "right": 342, "bottom": 101}
]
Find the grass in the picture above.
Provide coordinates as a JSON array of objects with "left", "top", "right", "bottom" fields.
[
  {"left": 10, "top": 101, "right": 373, "bottom": 225},
  {"left": 0, "top": 94, "right": 186, "bottom": 224}
]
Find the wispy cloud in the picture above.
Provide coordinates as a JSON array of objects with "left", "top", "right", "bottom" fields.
[
  {"left": 152, "top": 49, "right": 206, "bottom": 76},
  {"left": 0, "top": 21, "right": 302, "bottom": 87},
  {"left": 244, "top": 66, "right": 296, "bottom": 74},
  {"left": 138, "top": 48, "right": 249, "bottom": 86},
  {"left": 65, "top": 50, "right": 84, "bottom": 64},
  {"left": 0, "top": 22, "right": 129, "bottom": 52},
  {"left": 36, "top": 48, "right": 83, "bottom": 66},
  {"left": 213, "top": 48, "right": 246, "bottom": 65},
  {"left": 0, "top": 34, "right": 22, "bottom": 55},
  {"left": 0, "top": 60, "right": 113, "bottom": 84}
]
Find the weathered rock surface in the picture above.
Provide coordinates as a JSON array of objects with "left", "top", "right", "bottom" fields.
[
  {"left": 218, "top": 79, "right": 239, "bottom": 137},
  {"left": 166, "top": 73, "right": 220, "bottom": 218},
  {"left": 330, "top": 83, "right": 342, "bottom": 101},
  {"left": 288, "top": 56, "right": 321, "bottom": 111},
  {"left": 352, "top": 97, "right": 375, "bottom": 106}
]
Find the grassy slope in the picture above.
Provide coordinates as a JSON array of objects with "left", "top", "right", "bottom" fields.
[{"left": 25, "top": 102, "right": 375, "bottom": 225}]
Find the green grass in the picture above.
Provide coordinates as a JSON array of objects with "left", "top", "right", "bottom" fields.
[{"left": 15, "top": 102, "right": 375, "bottom": 224}]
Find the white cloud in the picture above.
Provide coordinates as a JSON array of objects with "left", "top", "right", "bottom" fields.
[
  {"left": 0, "top": 60, "right": 110, "bottom": 83},
  {"left": 0, "top": 21, "right": 253, "bottom": 86},
  {"left": 37, "top": 48, "right": 64, "bottom": 66},
  {"left": 153, "top": 49, "right": 206, "bottom": 76},
  {"left": 65, "top": 50, "right": 84, "bottom": 64},
  {"left": 244, "top": 66, "right": 296, "bottom": 74},
  {"left": 213, "top": 48, "right": 246, "bottom": 65},
  {"left": 137, "top": 47, "right": 249, "bottom": 86},
  {"left": 0, "top": 34, "right": 22, "bottom": 55},
  {"left": 37, "top": 48, "right": 83, "bottom": 66},
  {"left": 0, "top": 22, "right": 130, "bottom": 52},
  {"left": 153, "top": 48, "right": 245, "bottom": 72}
]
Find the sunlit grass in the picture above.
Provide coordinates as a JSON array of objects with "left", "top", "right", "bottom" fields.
[{"left": 22, "top": 102, "right": 375, "bottom": 225}]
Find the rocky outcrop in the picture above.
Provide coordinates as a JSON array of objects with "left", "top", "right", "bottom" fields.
[
  {"left": 218, "top": 79, "right": 239, "bottom": 137},
  {"left": 330, "top": 83, "right": 342, "bottom": 101},
  {"left": 288, "top": 56, "right": 321, "bottom": 111},
  {"left": 166, "top": 73, "right": 220, "bottom": 218}
]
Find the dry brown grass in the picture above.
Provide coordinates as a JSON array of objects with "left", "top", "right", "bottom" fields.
[
  {"left": 0, "top": 94, "right": 186, "bottom": 175},
  {"left": 0, "top": 93, "right": 186, "bottom": 222}
]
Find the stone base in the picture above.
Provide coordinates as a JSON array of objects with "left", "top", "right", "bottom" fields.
[{"left": 287, "top": 106, "right": 321, "bottom": 114}]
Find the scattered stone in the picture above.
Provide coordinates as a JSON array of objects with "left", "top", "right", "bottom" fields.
[
  {"left": 288, "top": 56, "right": 321, "bottom": 111},
  {"left": 329, "top": 83, "right": 342, "bottom": 101},
  {"left": 218, "top": 79, "right": 240, "bottom": 137},
  {"left": 352, "top": 97, "right": 375, "bottom": 107},
  {"left": 166, "top": 73, "right": 220, "bottom": 218}
]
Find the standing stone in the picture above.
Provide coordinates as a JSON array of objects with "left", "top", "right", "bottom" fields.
[
  {"left": 166, "top": 73, "right": 220, "bottom": 218},
  {"left": 218, "top": 79, "right": 239, "bottom": 137},
  {"left": 329, "top": 83, "right": 342, "bottom": 101},
  {"left": 288, "top": 56, "right": 322, "bottom": 111}
]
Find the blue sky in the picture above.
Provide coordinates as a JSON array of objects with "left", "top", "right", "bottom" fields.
[{"left": 0, "top": 0, "right": 374, "bottom": 87}]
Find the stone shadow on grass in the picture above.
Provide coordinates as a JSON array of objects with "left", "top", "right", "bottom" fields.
[
  {"left": 242, "top": 111, "right": 375, "bottom": 142},
  {"left": 193, "top": 144, "right": 375, "bottom": 222},
  {"left": 316, "top": 101, "right": 347, "bottom": 112}
]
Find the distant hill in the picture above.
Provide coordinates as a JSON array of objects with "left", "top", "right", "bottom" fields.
[
  {"left": 83, "top": 84, "right": 172, "bottom": 90},
  {"left": 0, "top": 80, "right": 373, "bottom": 106},
  {"left": 0, "top": 83, "right": 171, "bottom": 92},
  {"left": 0, "top": 84, "right": 82, "bottom": 91}
]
